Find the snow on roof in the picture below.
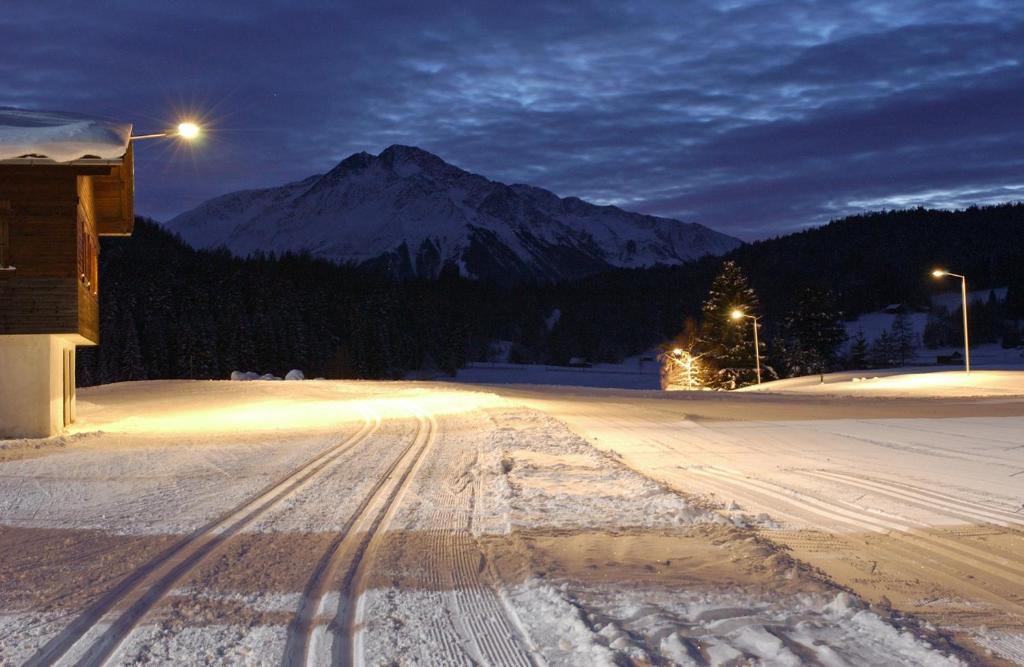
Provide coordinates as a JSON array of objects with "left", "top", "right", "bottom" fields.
[{"left": 0, "top": 108, "right": 131, "bottom": 163}]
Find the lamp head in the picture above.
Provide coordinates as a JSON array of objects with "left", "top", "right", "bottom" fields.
[
  {"left": 176, "top": 122, "right": 201, "bottom": 140},
  {"left": 730, "top": 309, "right": 745, "bottom": 321},
  {"left": 931, "top": 269, "right": 946, "bottom": 278}
]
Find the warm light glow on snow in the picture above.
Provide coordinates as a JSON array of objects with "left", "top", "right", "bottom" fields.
[
  {"left": 69, "top": 383, "right": 505, "bottom": 435},
  {"left": 177, "top": 122, "right": 201, "bottom": 139}
]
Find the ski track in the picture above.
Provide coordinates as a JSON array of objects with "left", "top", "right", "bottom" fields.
[
  {"left": 22, "top": 409, "right": 381, "bottom": 667},
  {"left": 280, "top": 401, "right": 436, "bottom": 666},
  {"left": 686, "top": 465, "right": 1024, "bottom": 616},
  {"left": 343, "top": 404, "right": 537, "bottom": 667}
]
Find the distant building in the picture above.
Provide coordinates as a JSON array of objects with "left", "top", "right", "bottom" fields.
[{"left": 0, "top": 110, "right": 134, "bottom": 437}]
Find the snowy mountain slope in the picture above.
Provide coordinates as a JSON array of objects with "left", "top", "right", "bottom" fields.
[{"left": 165, "top": 145, "right": 741, "bottom": 281}]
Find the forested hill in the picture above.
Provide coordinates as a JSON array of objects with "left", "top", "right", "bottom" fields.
[
  {"left": 80, "top": 204, "right": 1024, "bottom": 385},
  {"left": 728, "top": 204, "right": 1024, "bottom": 317}
]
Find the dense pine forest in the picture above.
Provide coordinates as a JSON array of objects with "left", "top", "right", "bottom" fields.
[{"left": 78, "top": 204, "right": 1024, "bottom": 386}]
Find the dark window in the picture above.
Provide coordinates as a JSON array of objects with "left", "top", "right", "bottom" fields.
[{"left": 77, "top": 217, "right": 98, "bottom": 295}]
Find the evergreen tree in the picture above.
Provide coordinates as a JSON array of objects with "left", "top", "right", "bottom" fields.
[
  {"left": 848, "top": 329, "right": 869, "bottom": 369},
  {"left": 870, "top": 330, "right": 897, "bottom": 368},
  {"left": 922, "top": 306, "right": 952, "bottom": 349},
  {"left": 778, "top": 288, "right": 847, "bottom": 379},
  {"left": 697, "top": 261, "right": 771, "bottom": 388},
  {"left": 890, "top": 312, "right": 917, "bottom": 365}
]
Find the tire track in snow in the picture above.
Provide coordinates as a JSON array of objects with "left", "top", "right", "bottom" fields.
[{"left": 23, "top": 409, "right": 381, "bottom": 667}]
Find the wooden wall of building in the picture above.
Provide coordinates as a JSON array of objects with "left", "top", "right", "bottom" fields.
[{"left": 0, "top": 167, "right": 105, "bottom": 344}]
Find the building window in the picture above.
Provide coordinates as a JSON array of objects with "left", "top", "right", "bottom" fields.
[{"left": 77, "top": 222, "right": 98, "bottom": 295}]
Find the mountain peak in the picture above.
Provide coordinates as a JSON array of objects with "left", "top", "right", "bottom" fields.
[
  {"left": 325, "top": 151, "right": 374, "bottom": 177},
  {"left": 166, "top": 148, "right": 742, "bottom": 283},
  {"left": 380, "top": 144, "right": 432, "bottom": 159}
]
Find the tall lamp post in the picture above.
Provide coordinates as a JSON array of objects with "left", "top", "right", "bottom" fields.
[
  {"left": 730, "top": 309, "right": 761, "bottom": 385},
  {"left": 932, "top": 269, "right": 970, "bottom": 373}
]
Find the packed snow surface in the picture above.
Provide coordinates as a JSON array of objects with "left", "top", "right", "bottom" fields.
[
  {"left": 739, "top": 367, "right": 1024, "bottom": 397},
  {"left": 504, "top": 381, "right": 1024, "bottom": 663},
  {"left": 0, "top": 380, "right": 1005, "bottom": 664},
  {"left": 0, "top": 108, "right": 131, "bottom": 162}
]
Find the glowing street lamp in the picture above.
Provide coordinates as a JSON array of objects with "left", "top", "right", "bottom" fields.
[
  {"left": 130, "top": 121, "right": 202, "bottom": 142},
  {"left": 730, "top": 308, "right": 761, "bottom": 385},
  {"left": 932, "top": 269, "right": 970, "bottom": 373},
  {"left": 671, "top": 347, "right": 702, "bottom": 389}
]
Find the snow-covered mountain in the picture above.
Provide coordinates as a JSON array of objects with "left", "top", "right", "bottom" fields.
[{"left": 165, "top": 145, "right": 741, "bottom": 282}]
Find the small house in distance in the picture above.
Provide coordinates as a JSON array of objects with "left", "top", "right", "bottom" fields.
[{"left": 0, "top": 109, "right": 134, "bottom": 437}]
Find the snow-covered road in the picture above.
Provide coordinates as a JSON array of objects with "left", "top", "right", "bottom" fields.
[
  {"left": 503, "top": 384, "right": 1024, "bottom": 664},
  {"left": 0, "top": 380, "right": 1007, "bottom": 665}
]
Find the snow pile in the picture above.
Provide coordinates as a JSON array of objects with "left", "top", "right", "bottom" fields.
[
  {"left": 557, "top": 587, "right": 964, "bottom": 666},
  {"left": 230, "top": 370, "right": 305, "bottom": 381},
  {"left": 0, "top": 108, "right": 130, "bottom": 162}
]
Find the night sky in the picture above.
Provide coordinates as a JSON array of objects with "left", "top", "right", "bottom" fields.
[{"left": 3, "top": 1, "right": 1022, "bottom": 239}]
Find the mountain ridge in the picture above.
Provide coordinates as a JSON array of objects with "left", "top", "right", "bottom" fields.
[{"left": 165, "top": 145, "right": 741, "bottom": 282}]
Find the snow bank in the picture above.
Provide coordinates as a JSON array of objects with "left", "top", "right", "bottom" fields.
[
  {"left": 0, "top": 108, "right": 130, "bottom": 162},
  {"left": 285, "top": 369, "right": 304, "bottom": 381},
  {"left": 739, "top": 368, "right": 1024, "bottom": 397}
]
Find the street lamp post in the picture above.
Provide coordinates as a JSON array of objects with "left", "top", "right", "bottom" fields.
[
  {"left": 931, "top": 269, "right": 970, "bottom": 373},
  {"left": 730, "top": 309, "right": 761, "bottom": 385},
  {"left": 131, "top": 121, "right": 202, "bottom": 142},
  {"left": 671, "top": 348, "right": 704, "bottom": 390}
]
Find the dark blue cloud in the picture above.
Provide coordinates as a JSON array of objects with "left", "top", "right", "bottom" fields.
[{"left": 2, "top": 0, "right": 1021, "bottom": 239}]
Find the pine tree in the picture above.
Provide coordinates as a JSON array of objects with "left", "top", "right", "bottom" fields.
[
  {"left": 922, "top": 306, "right": 952, "bottom": 349},
  {"left": 848, "top": 329, "right": 869, "bottom": 369},
  {"left": 778, "top": 288, "right": 848, "bottom": 379},
  {"left": 890, "top": 312, "right": 917, "bottom": 365},
  {"left": 698, "top": 261, "right": 770, "bottom": 388},
  {"left": 870, "top": 330, "right": 897, "bottom": 368}
]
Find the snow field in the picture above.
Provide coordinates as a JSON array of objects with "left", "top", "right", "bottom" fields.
[
  {"left": 0, "top": 381, "right": 993, "bottom": 664},
  {"left": 739, "top": 367, "right": 1024, "bottom": 397},
  {"left": 505, "top": 384, "right": 1024, "bottom": 663}
]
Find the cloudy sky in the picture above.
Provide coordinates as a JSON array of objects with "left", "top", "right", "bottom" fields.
[{"left": 3, "top": 1, "right": 1022, "bottom": 239}]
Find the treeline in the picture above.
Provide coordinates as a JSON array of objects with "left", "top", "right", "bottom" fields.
[
  {"left": 79, "top": 204, "right": 1024, "bottom": 385},
  {"left": 77, "top": 221, "right": 539, "bottom": 385}
]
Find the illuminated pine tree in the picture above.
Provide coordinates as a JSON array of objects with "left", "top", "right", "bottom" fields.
[{"left": 698, "top": 261, "right": 771, "bottom": 388}]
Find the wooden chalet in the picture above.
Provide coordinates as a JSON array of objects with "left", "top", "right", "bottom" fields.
[{"left": 0, "top": 110, "right": 134, "bottom": 437}]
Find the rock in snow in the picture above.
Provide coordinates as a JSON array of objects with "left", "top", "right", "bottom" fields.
[{"left": 166, "top": 145, "right": 741, "bottom": 282}]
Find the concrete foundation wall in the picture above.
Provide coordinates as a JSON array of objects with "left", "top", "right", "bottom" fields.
[{"left": 0, "top": 334, "right": 74, "bottom": 438}]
